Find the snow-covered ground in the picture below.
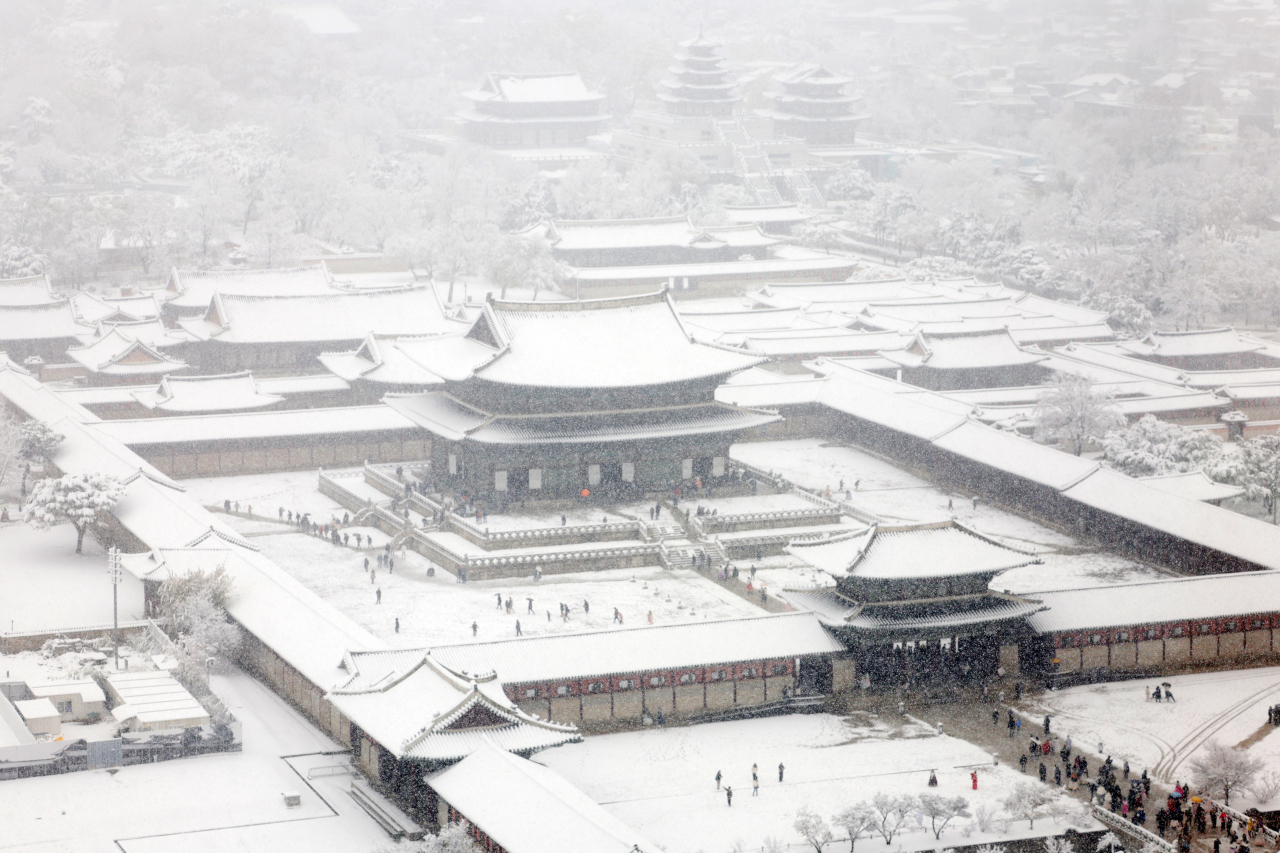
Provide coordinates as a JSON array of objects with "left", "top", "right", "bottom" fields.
[
  {"left": 0, "top": 520, "right": 146, "bottom": 633},
  {"left": 539, "top": 712, "right": 1095, "bottom": 853},
  {"left": 179, "top": 469, "right": 348, "bottom": 522},
  {"left": 733, "top": 439, "right": 1176, "bottom": 592},
  {"left": 1, "top": 668, "right": 394, "bottom": 853},
  {"left": 1029, "top": 667, "right": 1280, "bottom": 806},
  {"left": 244, "top": 529, "right": 764, "bottom": 647}
]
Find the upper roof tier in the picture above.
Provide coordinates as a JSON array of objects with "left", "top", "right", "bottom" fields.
[
  {"left": 463, "top": 72, "right": 605, "bottom": 105},
  {"left": 789, "top": 520, "right": 1036, "bottom": 581},
  {"left": 402, "top": 291, "right": 765, "bottom": 390}
]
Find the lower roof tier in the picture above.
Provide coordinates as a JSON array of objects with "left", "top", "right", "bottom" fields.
[
  {"left": 385, "top": 391, "right": 781, "bottom": 446},
  {"left": 785, "top": 589, "right": 1046, "bottom": 641}
]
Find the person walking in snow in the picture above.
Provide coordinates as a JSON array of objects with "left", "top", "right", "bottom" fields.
[
  {"left": 527, "top": 597, "right": 534, "bottom": 614},
  {"left": 394, "top": 617, "right": 399, "bottom": 633},
  {"left": 376, "top": 588, "right": 382, "bottom": 604},
  {"left": 496, "top": 593, "right": 503, "bottom": 609},
  {"left": 715, "top": 770, "right": 722, "bottom": 789},
  {"left": 778, "top": 763, "right": 785, "bottom": 783},
  {"left": 725, "top": 786, "right": 733, "bottom": 806},
  {"left": 471, "top": 621, "right": 477, "bottom": 637},
  {"left": 515, "top": 620, "right": 522, "bottom": 637},
  {"left": 1020, "top": 754, "right": 1027, "bottom": 773},
  {"left": 1044, "top": 714, "right": 1051, "bottom": 735},
  {"left": 583, "top": 600, "right": 589, "bottom": 615},
  {"left": 753, "top": 776, "right": 759, "bottom": 797}
]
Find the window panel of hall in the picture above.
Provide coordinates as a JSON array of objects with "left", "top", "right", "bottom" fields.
[{"left": 528, "top": 468, "right": 542, "bottom": 490}]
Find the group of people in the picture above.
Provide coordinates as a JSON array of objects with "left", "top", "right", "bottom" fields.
[{"left": 716, "top": 762, "right": 786, "bottom": 805}]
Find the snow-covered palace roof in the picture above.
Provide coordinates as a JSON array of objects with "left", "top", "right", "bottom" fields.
[
  {"left": 427, "top": 612, "right": 844, "bottom": 686},
  {"left": 1136, "top": 471, "right": 1245, "bottom": 504},
  {"left": 327, "top": 649, "right": 580, "bottom": 763},
  {"left": 0, "top": 274, "right": 59, "bottom": 306},
  {"left": 179, "top": 287, "right": 465, "bottom": 344},
  {"left": 464, "top": 72, "right": 605, "bottom": 105},
  {"left": 1120, "top": 328, "right": 1265, "bottom": 359},
  {"left": 1026, "top": 571, "right": 1280, "bottom": 634},
  {"left": 132, "top": 372, "right": 285, "bottom": 414},
  {"left": 880, "top": 328, "right": 1049, "bottom": 371},
  {"left": 428, "top": 742, "right": 662, "bottom": 853},
  {"left": 529, "top": 216, "right": 778, "bottom": 254},
  {"left": 64, "top": 327, "right": 188, "bottom": 377},
  {"left": 399, "top": 291, "right": 765, "bottom": 390},
  {"left": 789, "top": 520, "right": 1036, "bottom": 581},
  {"left": 161, "top": 265, "right": 339, "bottom": 313}
]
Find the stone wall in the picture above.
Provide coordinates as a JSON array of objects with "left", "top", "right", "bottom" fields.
[{"left": 139, "top": 435, "right": 428, "bottom": 478}]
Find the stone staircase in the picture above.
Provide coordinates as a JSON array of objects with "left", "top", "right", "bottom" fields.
[{"left": 348, "top": 779, "right": 425, "bottom": 840}]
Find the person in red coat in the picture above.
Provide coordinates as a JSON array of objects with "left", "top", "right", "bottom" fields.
[{"left": 971, "top": 771, "right": 978, "bottom": 790}]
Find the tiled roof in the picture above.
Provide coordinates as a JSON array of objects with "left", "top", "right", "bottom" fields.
[
  {"left": 180, "top": 287, "right": 462, "bottom": 344},
  {"left": 1025, "top": 572, "right": 1280, "bottom": 634},
  {"left": 328, "top": 650, "right": 578, "bottom": 762},
  {"left": 471, "top": 291, "right": 765, "bottom": 389},
  {"left": 428, "top": 743, "right": 660, "bottom": 853},
  {"left": 386, "top": 391, "right": 781, "bottom": 445},
  {"left": 845, "top": 595, "right": 1046, "bottom": 631},
  {"left": 132, "top": 371, "right": 284, "bottom": 413},
  {"left": 427, "top": 612, "right": 844, "bottom": 685},
  {"left": 0, "top": 275, "right": 58, "bottom": 306},
  {"left": 65, "top": 327, "right": 187, "bottom": 375},
  {"left": 789, "top": 521, "right": 1035, "bottom": 580}
]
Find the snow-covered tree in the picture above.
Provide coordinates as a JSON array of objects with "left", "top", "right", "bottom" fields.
[
  {"left": 1043, "top": 837, "right": 1073, "bottom": 853},
  {"left": 0, "top": 412, "right": 21, "bottom": 485},
  {"left": 832, "top": 802, "right": 878, "bottom": 852},
  {"left": 1002, "top": 783, "right": 1058, "bottom": 829},
  {"left": 825, "top": 164, "right": 876, "bottom": 202},
  {"left": 375, "top": 822, "right": 480, "bottom": 852},
  {"left": 1188, "top": 741, "right": 1265, "bottom": 805},
  {"left": 796, "top": 220, "right": 844, "bottom": 255},
  {"left": 871, "top": 793, "right": 917, "bottom": 845},
  {"left": 1095, "top": 830, "right": 1123, "bottom": 853},
  {"left": 795, "top": 806, "right": 835, "bottom": 851},
  {"left": 158, "top": 567, "right": 241, "bottom": 673},
  {"left": 1033, "top": 374, "right": 1125, "bottom": 456},
  {"left": 919, "top": 794, "right": 970, "bottom": 840},
  {"left": 1235, "top": 435, "right": 1280, "bottom": 524},
  {"left": 20, "top": 419, "right": 63, "bottom": 463},
  {"left": 486, "top": 235, "right": 559, "bottom": 300},
  {"left": 24, "top": 472, "right": 123, "bottom": 553},
  {"left": 1102, "top": 414, "right": 1228, "bottom": 478}
]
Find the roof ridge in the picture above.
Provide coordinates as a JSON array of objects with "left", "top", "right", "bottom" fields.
[{"left": 429, "top": 611, "right": 814, "bottom": 653}]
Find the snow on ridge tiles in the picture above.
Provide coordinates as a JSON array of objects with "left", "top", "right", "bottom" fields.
[
  {"left": 65, "top": 327, "right": 188, "bottom": 376},
  {"left": 1024, "top": 570, "right": 1280, "bottom": 634},
  {"left": 1060, "top": 466, "right": 1280, "bottom": 571},
  {"left": 1122, "top": 327, "right": 1266, "bottom": 358},
  {"left": 426, "top": 611, "right": 844, "bottom": 687},
  {"left": 789, "top": 520, "right": 1034, "bottom": 580},
  {"left": 0, "top": 274, "right": 59, "bottom": 306},
  {"left": 469, "top": 291, "right": 765, "bottom": 389},
  {"left": 132, "top": 371, "right": 284, "bottom": 414},
  {"left": 180, "top": 287, "right": 464, "bottom": 344},
  {"left": 428, "top": 743, "right": 660, "bottom": 853},
  {"left": 163, "top": 265, "right": 338, "bottom": 311}
]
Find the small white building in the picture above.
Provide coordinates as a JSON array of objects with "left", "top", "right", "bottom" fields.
[
  {"left": 106, "top": 671, "right": 210, "bottom": 732},
  {"left": 26, "top": 679, "right": 108, "bottom": 722},
  {"left": 14, "top": 698, "right": 61, "bottom": 737}
]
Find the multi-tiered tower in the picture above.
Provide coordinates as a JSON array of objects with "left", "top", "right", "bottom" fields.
[{"left": 656, "top": 35, "right": 742, "bottom": 118}]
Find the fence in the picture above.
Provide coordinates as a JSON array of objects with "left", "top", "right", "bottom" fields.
[
  {"left": 1092, "top": 803, "right": 1175, "bottom": 853},
  {"left": 0, "top": 621, "right": 150, "bottom": 654}
]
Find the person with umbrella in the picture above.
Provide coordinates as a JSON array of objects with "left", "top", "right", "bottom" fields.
[{"left": 1163, "top": 681, "right": 1177, "bottom": 702}]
